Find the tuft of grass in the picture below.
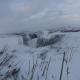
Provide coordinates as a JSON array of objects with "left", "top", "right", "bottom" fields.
[
  {"left": 41, "top": 57, "right": 51, "bottom": 80},
  {"left": 29, "top": 56, "right": 38, "bottom": 80}
]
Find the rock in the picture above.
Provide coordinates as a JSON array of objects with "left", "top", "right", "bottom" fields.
[{"left": 37, "top": 33, "right": 64, "bottom": 47}]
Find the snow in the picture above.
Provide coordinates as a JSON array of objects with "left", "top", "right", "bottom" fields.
[
  {"left": 0, "top": 31, "right": 80, "bottom": 80},
  {"left": 0, "top": 35, "right": 23, "bottom": 50}
]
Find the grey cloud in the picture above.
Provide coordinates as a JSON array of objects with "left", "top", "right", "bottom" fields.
[{"left": 0, "top": 0, "right": 80, "bottom": 34}]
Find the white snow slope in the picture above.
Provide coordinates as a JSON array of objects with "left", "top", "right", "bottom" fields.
[{"left": 0, "top": 31, "right": 80, "bottom": 80}]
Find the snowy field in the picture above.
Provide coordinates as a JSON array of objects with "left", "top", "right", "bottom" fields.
[{"left": 0, "top": 31, "right": 80, "bottom": 80}]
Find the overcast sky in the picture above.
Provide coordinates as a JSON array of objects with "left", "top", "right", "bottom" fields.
[{"left": 0, "top": 0, "right": 80, "bottom": 33}]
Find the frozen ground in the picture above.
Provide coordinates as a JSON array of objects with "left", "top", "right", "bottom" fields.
[{"left": 0, "top": 31, "right": 80, "bottom": 80}]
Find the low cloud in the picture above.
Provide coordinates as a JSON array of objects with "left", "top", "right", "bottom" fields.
[
  {"left": 62, "top": 14, "right": 80, "bottom": 21},
  {"left": 27, "top": 8, "right": 49, "bottom": 20}
]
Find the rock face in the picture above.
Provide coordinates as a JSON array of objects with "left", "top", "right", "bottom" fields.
[
  {"left": 19, "top": 32, "right": 37, "bottom": 46},
  {"left": 21, "top": 33, "right": 30, "bottom": 45},
  {"left": 37, "top": 32, "right": 64, "bottom": 47},
  {"left": 17, "top": 31, "right": 64, "bottom": 48}
]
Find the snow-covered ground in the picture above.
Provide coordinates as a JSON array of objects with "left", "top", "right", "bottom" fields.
[{"left": 0, "top": 31, "right": 80, "bottom": 80}]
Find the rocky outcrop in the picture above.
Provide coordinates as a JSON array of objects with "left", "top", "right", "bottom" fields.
[{"left": 37, "top": 33, "right": 64, "bottom": 47}]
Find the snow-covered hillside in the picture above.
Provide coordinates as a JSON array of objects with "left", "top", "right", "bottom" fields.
[{"left": 0, "top": 30, "right": 80, "bottom": 80}]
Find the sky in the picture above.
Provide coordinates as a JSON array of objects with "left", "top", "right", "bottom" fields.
[{"left": 0, "top": 0, "right": 80, "bottom": 33}]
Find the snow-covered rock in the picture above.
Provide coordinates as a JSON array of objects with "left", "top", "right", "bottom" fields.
[{"left": 37, "top": 32, "right": 64, "bottom": 47}]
